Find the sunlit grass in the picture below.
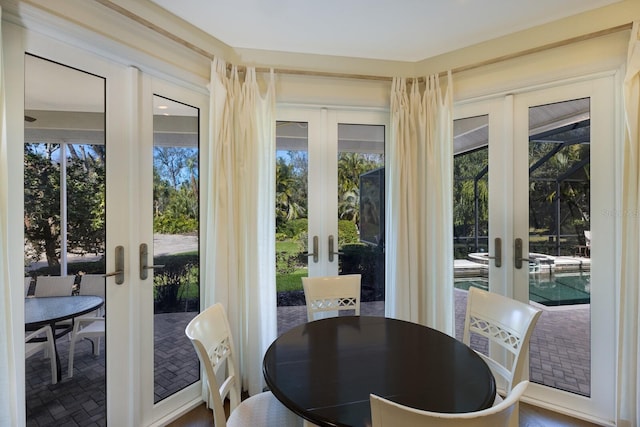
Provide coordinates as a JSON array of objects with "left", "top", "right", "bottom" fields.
[{"left": 277, "top": 268, "right": 307, "bottom": 292}]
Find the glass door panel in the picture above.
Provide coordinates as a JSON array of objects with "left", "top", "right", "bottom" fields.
[
  {"left": 275, "top": 110, "right": 388, "bottom": 333},
  {"left": 275, "top": 120, "right": 309, "bottom": 333},
  {"left": 452, "top": 114, "right": 489, "bottom": 343},
  {"left": 525, "top": 97, "right": 592, "bottom": 395},
  {"left": 337, "top": 124, "right": 385, "bottom": 313},
  {"left": 24, "top": 54, "right": 107, "bottom": 425},
  {"left": 455, "top": 77, "right": 614, "bottom": 422},
  {"left": 152, "top": 95, "right": 200, "bottom": 403},
  {"left": 513, "top": 78, "right": 615, "bottom": 422}
]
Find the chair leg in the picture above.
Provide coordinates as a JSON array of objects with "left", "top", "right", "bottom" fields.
[
  {"left": 68, "top": 335, "right": 77, "bottom": 378},
  {"left": 91, "top": 337, "right": 101, "bottom": 356}
]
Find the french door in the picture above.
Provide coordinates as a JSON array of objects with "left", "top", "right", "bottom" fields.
[
  {"left": 453, "top": 75, "right": 616, "bottom": 423},
  {"left": 275, "top": 106, "right": 387, "bottom": 329},
  {"left": 19, "top": 28, "right": 207, "bottom": 426}
]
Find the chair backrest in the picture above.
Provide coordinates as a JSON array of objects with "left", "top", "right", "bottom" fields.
[
  {"left": 33, "top": 275, "right": 75, "bottom": 297},
  {"left": 370, "top": 381, "right": 529, "bottom": 427},
  {"left": 185, "top": 303, "right": 240, "bottom": 427},
  {"left": 584, "top": 230, "right": 591, "bottom": 248},
  {"left": 79, "top": 274, "right": 106, "bottom": 315},
  {"left": 302, "top": 274, "right": 361, "bottom": 321},
  {"left": 24, "top": 276, "right": 32, "bottom": 297},
  {"left": 79, "top": 274, "right": 105, "bottom": 298},
  {"left": 463, "top": 287, "right": 541, "bottom": 395}
]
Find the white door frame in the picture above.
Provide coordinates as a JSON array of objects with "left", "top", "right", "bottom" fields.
[
  {"left": 9, "top": 24, "right": 210, "bottom": 426},
  {"left": 454, "top": 72, "right": 618, "bottom": 425},
  {"left": 138, "top": 73, "right": 209, "bottom": 426},
  {"left": 276, "top": 105, "right": 388, "bottom": 278}
]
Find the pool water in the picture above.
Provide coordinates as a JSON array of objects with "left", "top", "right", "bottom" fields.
[{"left": 455, "top": 273, "right": 591, "bottom": 306}]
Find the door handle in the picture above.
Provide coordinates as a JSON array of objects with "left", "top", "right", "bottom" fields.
[
  {"left": 104, "top": 245, "right": 125, "bottom": 285},
  {"left": 328, "top": 235, "right": 343, "bottom": 262},
  {"left": 487, "top": 237, "right": 502, "bottom": 268},
  {"left": 514, "top": 238, "right": 532, "bottom": 269},
  {"left": 303, "top": 235, "right": 319, "bottom": 263},
  {"left": 139, "top": 243, "right": 165, "bottom": 280}
]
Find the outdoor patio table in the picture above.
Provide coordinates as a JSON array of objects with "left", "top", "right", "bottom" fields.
[
  {"left": 263, "top": 315, "right": 496, "bottom": 427},
  {"left": 25, "top": 295, "right": 104, "bottom": 382}
]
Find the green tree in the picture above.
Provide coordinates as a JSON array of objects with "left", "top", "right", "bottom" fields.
[
  {"left": 453, "top": 148, "right": 488, "bottom": 250},
  {"left": 24, "top": 143, "right": 105, "bottom": 267},
  {"left": 276, "top": 157, "right": 306, "bottom": 229},
  {"left": 337, "top": 153, "right": 383, "bottom": 225}
]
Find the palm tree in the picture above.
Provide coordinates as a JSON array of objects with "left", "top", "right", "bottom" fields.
[{"left": 276, "top": 159, "right": 306, "bottom": 227}]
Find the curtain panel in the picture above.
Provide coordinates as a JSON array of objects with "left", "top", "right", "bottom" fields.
[
  {"left": 618, "top": 20, "right": 640, "bottom": 427},
  {"left": 386, "top": 74, "right": 454, "bottom": 334},
  {"left": 205, "top": 58, "right": 277, "bottom": 396},
  {"left": 0, "top": 6, "right": 19, "bottom": 426}
]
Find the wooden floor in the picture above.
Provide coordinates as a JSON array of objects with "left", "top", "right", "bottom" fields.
[{"left": 167, "top": 401, "right": 602, "bottom": 427}]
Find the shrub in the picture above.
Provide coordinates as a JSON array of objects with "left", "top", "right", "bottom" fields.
[
  {"left": 338, "top": 220, "right": 359, "bottom": 246},
  {"left": 279, "top": 218, "right": 308, "bottom": 239}
]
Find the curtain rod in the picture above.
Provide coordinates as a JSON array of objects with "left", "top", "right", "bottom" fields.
[{"left": 96, "top": 0, "right": 632, "bottom": 82}]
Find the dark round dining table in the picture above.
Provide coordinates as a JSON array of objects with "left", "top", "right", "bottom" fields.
[
  {"left": 25, "top": 295, "right": 104, "bottom": 381},
  {"left": 263, "top": 315, "right": 496, "bottom": 427}
]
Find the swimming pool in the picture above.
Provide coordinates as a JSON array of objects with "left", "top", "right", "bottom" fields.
[{"left": 454, "top": 272, "right": 591, "bottom": 306}]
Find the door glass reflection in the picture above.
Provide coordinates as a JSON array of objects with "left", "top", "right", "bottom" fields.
[
  {"left": 451, "top": 115, "right": 489, "bottom": 342},
  {"left": 24, "top": 54, "right": 107, "bottom": 424},
  {"left": 337, "top": 123, "right": 385, "bottom": 312},
  {"left": 152, "top": 95, "right": 201, "bottom": 402},
  {"left": 527, "top": 98, "right": 591, "bottom": 396},
  {"left": 275, "top": 121, "right": 309, "bottom": 334}
]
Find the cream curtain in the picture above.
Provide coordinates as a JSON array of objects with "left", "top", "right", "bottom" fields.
[
  {"left": 205, "top": 58, "right": 277, "bottom": 396},
  {"left": 0, "top": 7, "right": 19, "bottom": 426},
  {"left": 618, "top": 20, "right": 640, "bottom": 427},
  {"left": 386, "top": 74, "right": 454, "bottom": 333}
]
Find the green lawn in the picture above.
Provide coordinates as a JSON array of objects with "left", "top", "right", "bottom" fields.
[{"left": 276, "top": 268, "right": 307, "bottom": 292}]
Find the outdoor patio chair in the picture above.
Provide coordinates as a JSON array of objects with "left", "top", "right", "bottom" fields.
[
  {"left": 185, "top": 303, "right": 302, "bottom": 427},
  {"left": 33, "top": 275, "right": 75, "bottom": 297},
  {"left": 24, "top": 276, "right": 32, "bottom": 297},
  {"left": 463, "top": 287, "right": 541, "bottom": 401},
  {"left": 68, "top": 275, "right": 106, "bottom": 378},
  {"left": 302, "top": 274, "right": 361, "bottom": 321},
  {"left": 78, "top": 274, "right": 106, "bottom": 315},
  {"left": 25, "top": 325, "right": 57, "bottom": 385},
  {"left": 370, "top": 381, "right": 528, "bottom": 427},
  {"left": 584, "top": 230, "right": 591, "bottom": 255}
]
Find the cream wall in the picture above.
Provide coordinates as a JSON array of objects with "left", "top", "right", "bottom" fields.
[{"left": 5, "top": 0, "right": 637, "bottom": 107}]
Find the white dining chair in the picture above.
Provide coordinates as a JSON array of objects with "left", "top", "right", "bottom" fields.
[
  {"left": 185, "top": 303, "right": 303, "bottom": 427},
  {"left": 463, "top": 287, "right": 541, "bottom": 399},
  {"left": 25, "top": 325, "right": 57, "bottom": 385},
  {"left": 302, "top": 274, "right": 361, "bottom": 321},
  {"left": 68, "top": 275, "right": 106, "bottom": 378},
  {"left": 370, "top": 380, "right": 528, "bottom": 427},
  {"left": 33, "top": 275, "right": 75, "bottom": 297}
]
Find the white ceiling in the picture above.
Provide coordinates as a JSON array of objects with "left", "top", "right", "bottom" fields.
[{"left": 148, "top": 0, "right": 621, "bottom": 62}]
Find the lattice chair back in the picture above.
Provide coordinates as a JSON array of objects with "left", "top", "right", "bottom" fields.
[
  {"left": 185, "top": 303, "right": 302, "bottom": 426},
  {"left": 185, "top": 303, "right": 239, "bottom": 427},
  {"left": 463, "top": 287, "right": 541, "bottom": 396},
  {"left": 370, "top": 381, "right": 529, "bottom": 427},
  {"left": 302, "top": 274, "right": 361, "bottom": 321}
]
